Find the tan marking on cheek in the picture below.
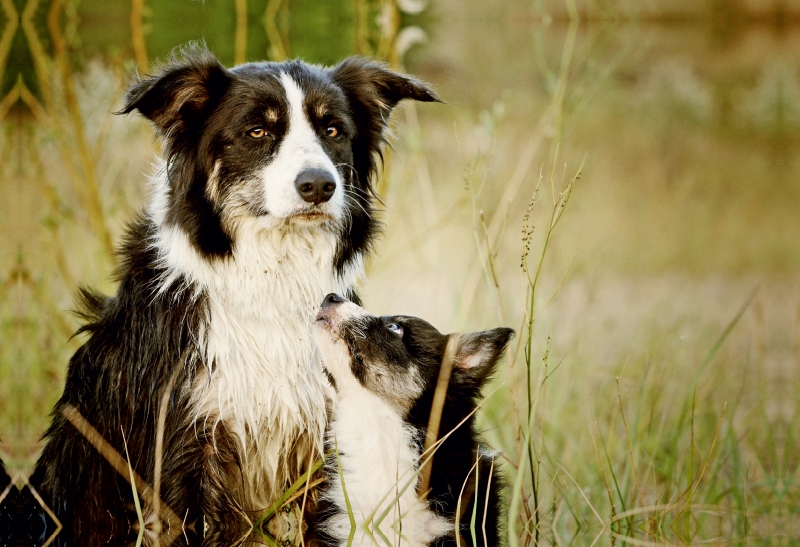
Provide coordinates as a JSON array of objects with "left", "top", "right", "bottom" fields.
[
  {"left": 374, "top": 98, "right": 388, "bottom": 113},
  {"left": 205, "top": 161, "right": 222, "bottom": 202},
  {"left": 368, "top": 364, "right": 423, "bottom": 413}
]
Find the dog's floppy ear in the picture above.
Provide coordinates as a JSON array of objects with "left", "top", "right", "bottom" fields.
[
  {"left": 453, "top": 328, "right": 514, "bottom": 383},
  {"left": 331, "top": 57, "right": 440, "bottom": 111},
  {"left": 119, "top": 46, "right": 231, "bottom": 137},
  {"left": 330, "top": 57, "right": 440, "bottom": 189}
]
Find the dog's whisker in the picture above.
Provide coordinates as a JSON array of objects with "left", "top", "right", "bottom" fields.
[{"left": 342, "top": 191, "right": 372, "bottom": 218}]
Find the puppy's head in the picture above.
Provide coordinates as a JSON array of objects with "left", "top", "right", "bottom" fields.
[
  {"left": 121, "top": 45, "right": 439, "bottom": 265},
  {"left": 313, "top": 294, "right": 514, "bottom": 418}
]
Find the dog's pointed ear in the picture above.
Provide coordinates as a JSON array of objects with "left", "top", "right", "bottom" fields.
[
  {"left": 330, "top": 57, "right": 440, "bottom": 190},
  {"left": 119, "top": 46, "right": 231, "bottom": 137},
  {"left": 453, "top": 328, "right": 514, "bottom": 382}
]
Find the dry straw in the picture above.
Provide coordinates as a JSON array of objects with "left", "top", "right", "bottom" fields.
[{"left": 418, "top": 333, "right": 461, "bottom": 499}]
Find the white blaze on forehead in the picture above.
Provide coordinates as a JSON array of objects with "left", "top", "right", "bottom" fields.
[
  {"left": 281, "top": 73, "right": 308, "bottom": 129},
  {"left": 258, "top": 72, "right": 344, "bottom": 219}
]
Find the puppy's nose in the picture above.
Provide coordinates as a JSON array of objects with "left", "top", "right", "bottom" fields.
[
  {"left": 295, "top": 169, "right": 336, "bottom": 205},
  {"left": 321, "top": 293, "right": 346, "bottom": 308}
]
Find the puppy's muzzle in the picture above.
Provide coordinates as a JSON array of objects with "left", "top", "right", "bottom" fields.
[
  {"left": 322, "top": 292, "right": 346, "bottom": 308},
  {"left": 316, "top": 292, "right": 347, "bottom": 326}
]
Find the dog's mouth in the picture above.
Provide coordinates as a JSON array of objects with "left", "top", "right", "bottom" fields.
[
  {"left": 315, "top": 308, "right": 337, "bottom": 330},
  {"left": 315, "top": 310, "right": 330, "bottom": 325},
  {"left": 289, "top": 208, "right": 335, "bottom": 222}
]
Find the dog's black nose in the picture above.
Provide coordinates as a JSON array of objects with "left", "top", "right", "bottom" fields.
[
  {"left": 295, "top": 169, "right": 336, "bottom": 205},
  {"left": 322, "top": 293, "right": 346, "bottom": 308}
]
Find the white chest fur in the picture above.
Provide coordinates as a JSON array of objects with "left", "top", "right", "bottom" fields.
[
  {"left": 325, "top": 386, "right": 451, "bottom": 547},
  {"left": 150, "top": 181, "right": 363, "bottom": 509}
]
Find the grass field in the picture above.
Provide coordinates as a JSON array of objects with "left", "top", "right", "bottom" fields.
[{"left": 1, "top": 0, "right": 798, "bottom": 544}]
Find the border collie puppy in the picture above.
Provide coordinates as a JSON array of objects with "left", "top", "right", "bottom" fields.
[
  {"left": 312, "top": 294, "right": 512, "bottom": 547},
  {"left": 32, "top": 46, "right": 438, "bottom": 545}
]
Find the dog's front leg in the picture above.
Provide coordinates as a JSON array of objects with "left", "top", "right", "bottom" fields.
[{"left": 160, "top": 424, "right": 252, "bottom": 546}]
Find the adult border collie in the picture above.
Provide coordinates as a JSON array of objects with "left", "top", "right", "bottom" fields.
[
  {"left": 312, "top": 294, "right": 511, "bottom": 547},
  {"left": 32, "top": 45, "right": 438, "bottom": 545}
]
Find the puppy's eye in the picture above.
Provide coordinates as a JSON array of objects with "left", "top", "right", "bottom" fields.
[
  {"left": 386, "top": 323, "right": 403, "bottom": 336},
  {"left": 248, "top": 127, "right": 267, "bottom": 139},
  {"left": 325, "top": 125, "right": 340, "bottom": 138}
]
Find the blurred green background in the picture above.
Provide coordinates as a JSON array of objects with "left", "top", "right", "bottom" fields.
[{"left": 1, "top": 0, "right": 798, "bottom": 544}]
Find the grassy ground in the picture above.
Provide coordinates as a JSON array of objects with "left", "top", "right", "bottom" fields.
[
  {"left": 1, "top": 0, "right": 798, "bottom": 544},
  {"left": 366, "top": 14, "right": 799, "bottom": 543},
  {"left": 365, "top": 13, "right": 797, "bottom": 543}
]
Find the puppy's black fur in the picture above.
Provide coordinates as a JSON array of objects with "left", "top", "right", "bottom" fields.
[{"left": 313, "top": 295, "right": 512, "bottom": 546}]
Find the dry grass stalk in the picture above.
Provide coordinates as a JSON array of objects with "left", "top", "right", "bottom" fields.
[
  {"left": 62, "top": 404, "right": 182, "bottom": 546},
  {"left": 130, "top": 0, "right": 149, "bottom": 72},
  {"left": 0, "top": 0, "right": 18, "bottom": 85},
  {"left": 20, "top": 473, "right": 64, "bottom": 547},
  {"left": 235, "top": 0, "right": 248, "bottom": 65},
  {"left": 152, "top": 350, "right": 188, "bottom": 547},
  {"left": 49, "top": 0, "right": 114, "bottom": 258},
  {"left": 418, "top": 333, "right": 461, "bottom": 499},
  {"left": 264, "top": 0, "right": 289, "bottom": 61}
]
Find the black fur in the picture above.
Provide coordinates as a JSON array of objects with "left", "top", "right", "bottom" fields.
[
  {"left": 406, "top": 327, "right": 512, "bottom": 547},
  {"left": 315, "top": 298, "right": 513, "bottom": 547},
  {"left": 118, "top": 46, "right": 438, "bottom": 270},
  {"left": 32, "top": 45, "right": 438, "bottom": 547}
]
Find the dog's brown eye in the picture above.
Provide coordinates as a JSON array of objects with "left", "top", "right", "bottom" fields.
[
  {"left": 248, "top": 127, "right": 267, "bottom": 139},
  {"left": 325, "top": 126, "right": 339, "bottom": 138}
]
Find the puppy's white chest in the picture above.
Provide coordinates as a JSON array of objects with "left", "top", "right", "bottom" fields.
[{"left": 326, "top": 390, "right": 451, "bottom": 546}]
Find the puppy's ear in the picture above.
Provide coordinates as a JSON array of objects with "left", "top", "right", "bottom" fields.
[
  {"left": 453, "top": 328, "right": 514, "bottom": 383},
  {"left": 330, "top": 57, "right": 440, "bottom": 190},
  {"left": 119, "top": 46, "right": 231, "bottom": 137}
]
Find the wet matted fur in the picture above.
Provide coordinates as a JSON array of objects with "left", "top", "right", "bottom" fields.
[{"left": 31, "top": 45, "right": 438, "bottom": 546}]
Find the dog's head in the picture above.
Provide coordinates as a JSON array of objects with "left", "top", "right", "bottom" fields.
[
  {"left": 121, "top": 45, "right": 439, "bottom": 268},
  {"left": 313, "top": 293, "right": 514, "bottom": 423}
]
